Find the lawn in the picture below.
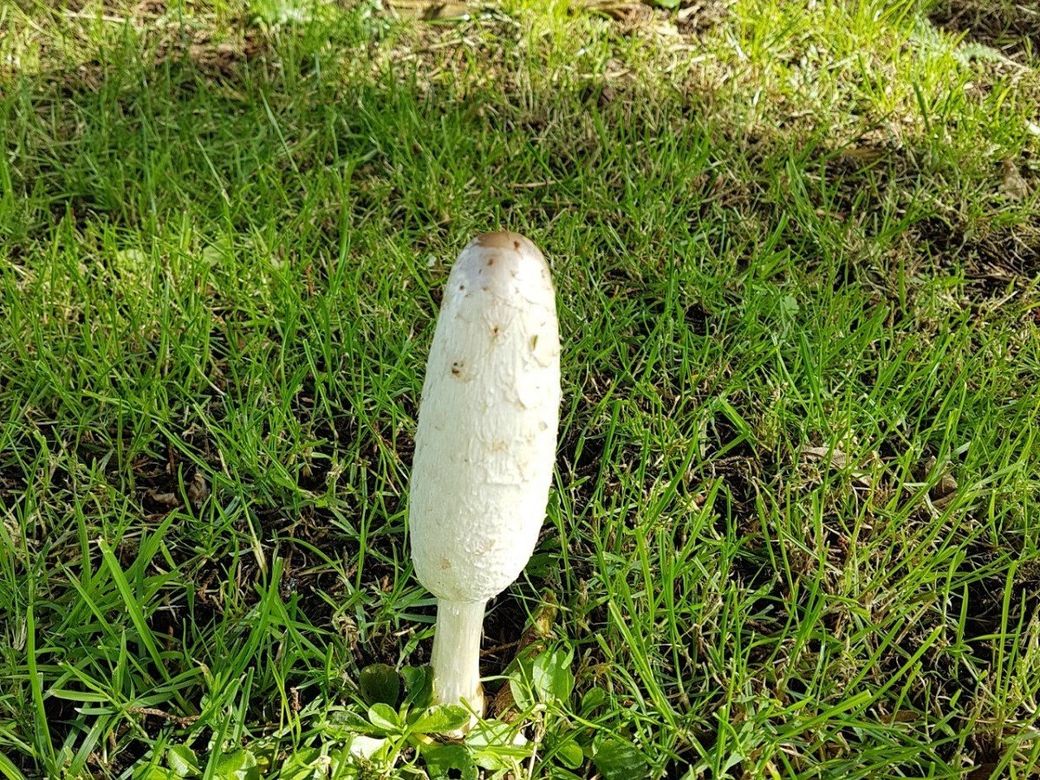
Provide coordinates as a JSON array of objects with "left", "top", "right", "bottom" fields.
[{"left": 1, "top": 0, "right": 1039, "bottom": 777}]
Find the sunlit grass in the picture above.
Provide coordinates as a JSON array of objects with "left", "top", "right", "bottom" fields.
[{"left": 1, "top": 0, "right": 1038, "bottom": 777}]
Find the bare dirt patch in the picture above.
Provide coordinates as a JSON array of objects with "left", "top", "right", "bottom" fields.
[
  {"left": 928, "top": 1, "right": 1039, "bottom": 62},
  {"left": 913, "top": 213, "right": 1040, "bottom": 298}
]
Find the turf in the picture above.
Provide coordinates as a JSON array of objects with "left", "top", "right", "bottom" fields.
[{"left": 1, "top": 0, "right": 1038, "bottom": 777}]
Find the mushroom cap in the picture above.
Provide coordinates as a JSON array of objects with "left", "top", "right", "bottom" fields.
[{"left": 409, "top": 232, "right": 561, "bottom": 603}]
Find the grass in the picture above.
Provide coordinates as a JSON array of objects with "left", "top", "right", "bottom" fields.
[{"left": 0, "top": 0, "right": 1038, "bottom": 776}]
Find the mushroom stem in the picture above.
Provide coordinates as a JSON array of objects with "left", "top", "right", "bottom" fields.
[{"left": 430, "top": 599, "right": 487, "bottom": 713}]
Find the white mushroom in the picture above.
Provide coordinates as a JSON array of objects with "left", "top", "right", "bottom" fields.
[{"left": 409, "top": 232, "right": 561, "bottom": 719}]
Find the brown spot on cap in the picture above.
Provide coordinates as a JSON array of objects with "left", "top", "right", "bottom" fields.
[
  {"left": 474, "top": 231, "right": 537, "bottom": 255},
  {"left": 454, "top": 231, "right": 553, "bottom": 303}
]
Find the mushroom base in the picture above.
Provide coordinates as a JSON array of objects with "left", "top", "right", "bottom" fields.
[{"left": 431, "top": 599, "right": 487, "bottom": 722}]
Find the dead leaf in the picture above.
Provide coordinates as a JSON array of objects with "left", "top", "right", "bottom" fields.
[
  {"left": 931, "top": 472, "right": 958, "bottom": 508},
  {"left": 1001, "top": 160, "right": 1030, "bottom": 200},
  {"left": 919, "top": 456, "right": 957, "bottom": 500},
  {"left": 145, "top": 489, "right": 180, "bottom": 507},
  {"left": 933, "top": 472, "right": 958, "bottom": 499},
  {"left": 584, "top": 2, "right": 655, "bottom": 26},
  {"left": 802, "top": 446, "right": 849, "bottom": 470},
  {"left": 188, "top": 471, "right": 210, "bottom": 504}
]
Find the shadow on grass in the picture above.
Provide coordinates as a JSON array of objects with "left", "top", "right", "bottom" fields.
[{"left": 927, "top": 0, "right": 1040, "bottom": 61}]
